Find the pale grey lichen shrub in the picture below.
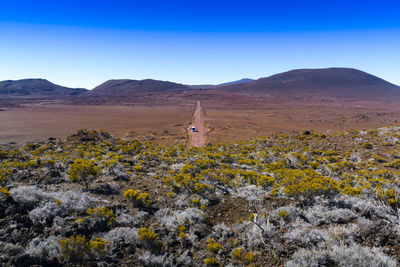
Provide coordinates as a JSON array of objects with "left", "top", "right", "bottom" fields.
[
  {"left": 285, "top": 243, "right": 397, "bottom": 267},
  {"left": 115, "top": 210, "right": 147, "bottom": 227},
  {"left": 26, "top": 236, "right": 61, "bottom": 259},
  {"left": 354, "top": 217, "right": 376, "bottom": 239},
  {"left": 338, "top": 196, "right": 394, "bottom": 220},
  {"left": 235, "top": 185, "right": 267, "bottom": 202},
  {"left": 171, "top": 163, "right": 185, "bottom": 171},
  {"left": 325, "top": 217, "right": 377, "bottom": 245},
  {"left": 306, "top": 205, "right": 357, "bottom": 226},
  {"left": 54, "top": 190, "right": 100, "bottom": 213},
  {"left": 285, "top": 152, "right": 303, "bottom": 168},
  {"left": 12, "top": 186, "right": 100, "bottom": 224},
  {"left": 332, "top": 243, "right": 397, "bottom": 266},
  {"left": 212, "top": 223, "right": 234, "bottom": 241},
  {"left": 139, "top": 251, "right": 172, "bottom": 267},
  {"left": 271, "top": 206, "right": 302, "bottom": 223},
  {"left": 0, "top": 241, "right": 23, "bottom": 258},
  {"left": 175, "top": 250, "right": 193, "bottom": 266},
  {"left": 234, "top": 215, "right": 276, "bottom": 248},
  {"left": 325, "top": 224, "right": 359, "bottom": 245},
  {"left": 156, "top": 208, "right": 204, "bottom": 229},
  {"left": 103, "top": 227, "right": 138, "bottom": 248},
  {"left": 29, "top": 201, "right": 65, "bottom": 224},
  {"left": 11, "top": 186, "right": 52, "bottom": 208},
  {"left": 284, "top": 225, "right": 328, "bottom": 248},
  {"left": 349, "top": 152, "right": 362, "bottom": 163},
  {"left": 52, "top": 216, "right": 68, "bottom": 232}
]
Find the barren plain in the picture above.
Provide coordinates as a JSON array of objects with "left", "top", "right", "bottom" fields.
[
  {"left": 1, "top": 96, "right": 400, "bottom": 147},
  {"left": 0, "top": 104, "right": 192, "bottom": 146}
]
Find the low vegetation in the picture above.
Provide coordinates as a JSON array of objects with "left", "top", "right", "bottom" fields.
[{"left": 1, "top": 126, "right": 400, "bottom": 266}]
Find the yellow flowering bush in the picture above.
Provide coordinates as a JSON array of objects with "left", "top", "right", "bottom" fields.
[
  {"left": 87, "top": 206, "right": 116, "bottom": 226},
  {"left": 68, "top": 159, "right": 101, "bottom": 188},
  {"left": 123, "top": 189, "right": 152, "bottom": 207}
]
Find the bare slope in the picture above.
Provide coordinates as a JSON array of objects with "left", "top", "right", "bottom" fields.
[
  {"left": 217, "top": 68, "right": 400, "bottom": 99},
  {"left": 0, "top": 79, "right": 87, "bottom": 98},
  {"left": 87, "top": 79, "right": 189, "bottom": 96}
]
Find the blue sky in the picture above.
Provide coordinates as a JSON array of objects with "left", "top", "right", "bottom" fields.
[{"left": 0, "top": 0, "right": 399, "bottom": 88}]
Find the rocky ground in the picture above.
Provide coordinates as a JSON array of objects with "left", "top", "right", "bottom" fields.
[{"left": 1, "top": 127, "right": 400, "bottom": 266}]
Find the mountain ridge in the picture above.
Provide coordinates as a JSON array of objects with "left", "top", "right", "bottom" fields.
[
  {"left": 86, "top": 79, "right": 189, "bottom": 96},
  {"left": 0, "top": 78, "right": 87, "bottom": 99},
  {"left": 1, "top": 68, "right": 399, "bottom": 100},
  {"left": 216, "top": 68, "right": 400, "bottom": 99}
]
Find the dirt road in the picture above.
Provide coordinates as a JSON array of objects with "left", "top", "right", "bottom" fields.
[{"left": 188, "top": 101, "right": 207, "bottom": 147}]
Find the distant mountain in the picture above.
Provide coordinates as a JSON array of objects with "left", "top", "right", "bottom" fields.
[
  {"left": 0, "top": 79, "right": 87, "bottom": 99},
  {"left": 187, "top": 84, "right": 215, "bottom": 89},
  {"left": 188, "top": 78, "right": 255, "bottom": 89},
  {"left": 217, "top": 78, "right": 255, "bottom": 87},
  {"left": 217, "top": 68, "right": 400, "bottom": 99},
  {"left": 87, "top": 79, "right": 189, "bottom": 96}
]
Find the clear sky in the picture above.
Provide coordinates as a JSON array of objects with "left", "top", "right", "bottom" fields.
[{"left": 0, "top": 0, "right": 399, "bottom": 89}]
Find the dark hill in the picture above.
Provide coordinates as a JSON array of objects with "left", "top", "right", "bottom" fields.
[
  {"left": 87, "top": 79, "right": 189, "bottom": 96},
  {"left": 217, "top": 78, "right": 254, "bottom": 87},
  {"left": 217, "top": 68, "right": 400, "bottom": 99},
  {"left": 0, "top": 79, "right": 87, "bottom": 99}
]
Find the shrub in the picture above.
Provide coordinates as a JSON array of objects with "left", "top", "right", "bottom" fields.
[
  {"left": 103, "top": 227, "right": 138, "bottom": 248},
  {"left": 306, "top": 206, "right": 357, "bottom": 226},
  {"left": 133, "top": 165, "right": 143, "bottom": 172},
  {"left": 284, "top": 225, "right": 327, "bottom": 248},
  {"left": 11, "top": 186, "right": 100, "bottom": 224},
  {"left": 139, "top": 251, "right": 173, "bottom": 266},
  {"left": 386, "top": 159, "right": 400, "bottom": 169},
  {"left": 0, "top": 187, "right": 10, "bottom": 199},
  {"left": 87, "top": 206, "right": 116, "bottom": 226},
  {"left": 115, "top": 210, "right": 147, "bottom": 227},
  {"left": 137, "top": 227, "right": 162, "bottom": 252},
  {"left": 278, "top": 169, "right": 339, "bottom": 200},
  {"left": 204, "top": 257, "right": 218, "bottom": 265},
  {"left": 59, "top": 235, "right": 88, "bottom": 262},
  {"left": 0, "top": 168, "right": 12, "bottom": 185},
  {"left": 68, "top": 159, "right": 101, "bottom": 188},
  {"left": 123, "top": 189, "right": 152, "bottom": 208},
  {"left": 102, "top": 159, "right": 120, "bottom": 176},
  {"left": 156, "top": 208, "right": 204, "bottom": 229},
  {"left": 285, "top": 243, "right": 397, "bottom": 267},
  {"left": 121, "top": 139, "right": 142, "bottom": 155},
  {"left": 137, "top": 228, "right": 158, "bottom": 242},
  {"left": 278, "top": 210, "right": 289, "bottom": 218},
  {"left": 245, "top": 252, "right": 255, "bottom": 263},
  {"left": 206, "top": 238, "right": 222, "bottom": 252},
  {"left": 178, "top": 225, "right": 188, "bottom": 239},
  {"left": 362, "top": 142, "right": 374, "bottom": 149},
  {"left": 26, "top": 236, "right": 61, "bottom": 258},
  {"left": 232, "top": 247, "right": 243, "bottom": 259},
  {"left": 59, "top": 236, "right": 108, "bottom": 262}
]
